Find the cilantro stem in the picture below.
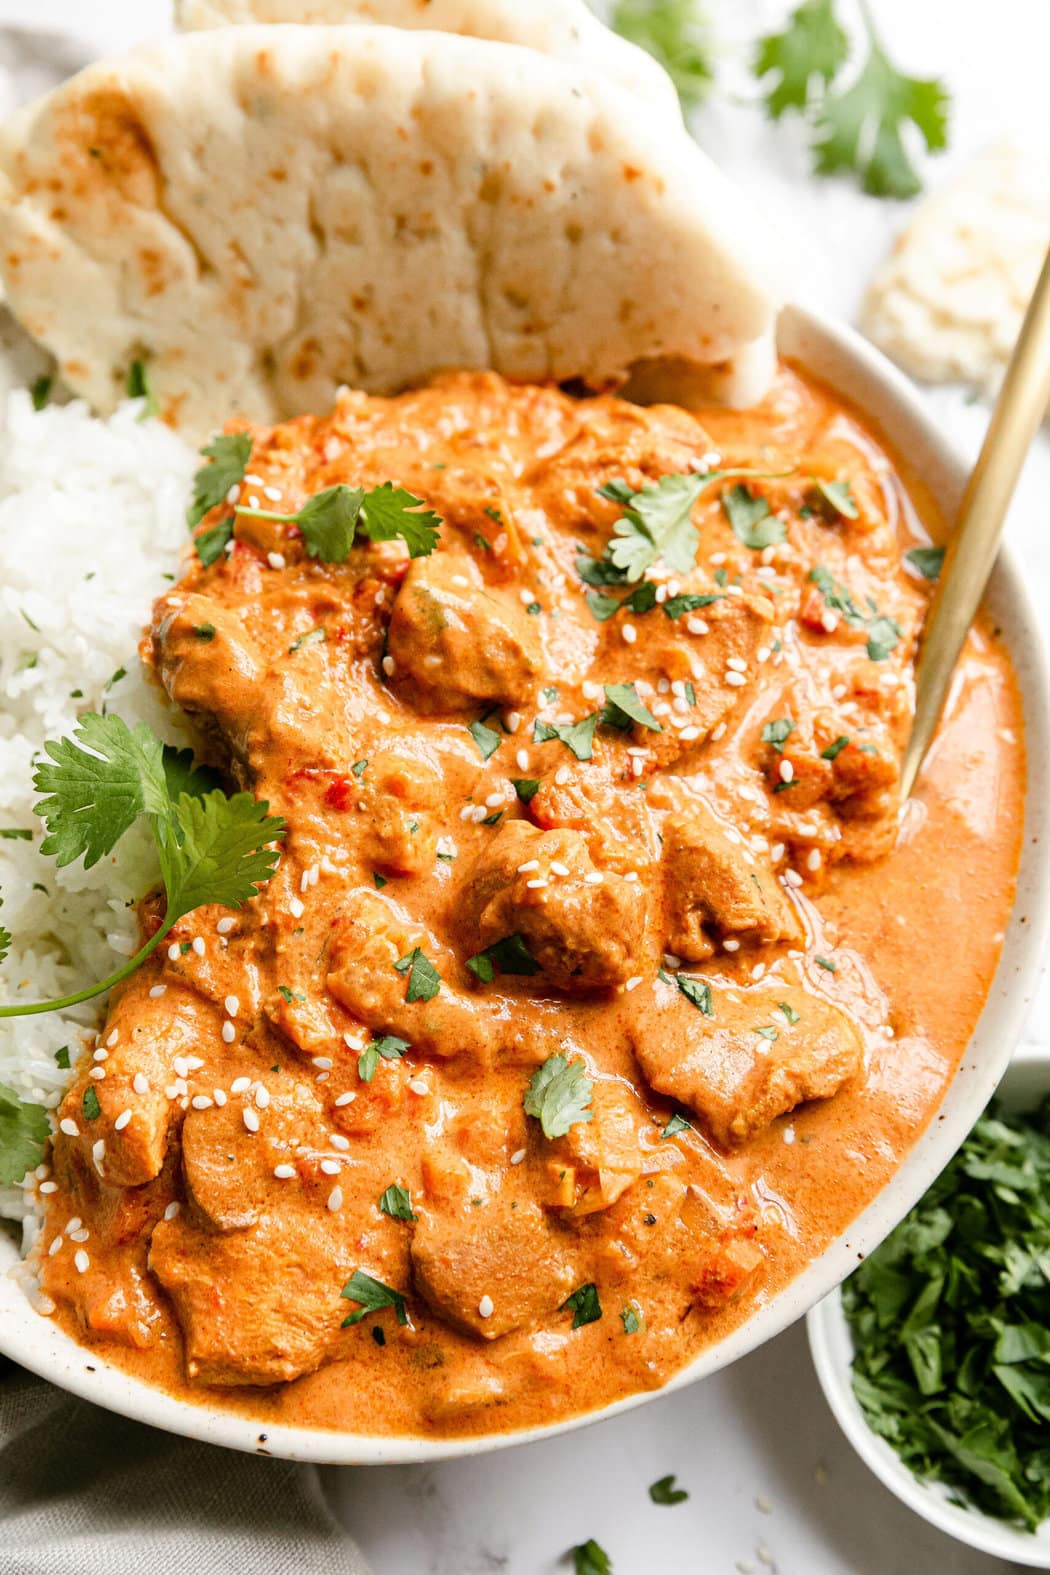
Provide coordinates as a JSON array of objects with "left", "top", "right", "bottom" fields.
[
  {"left": 0, "top": 916, "right": 176, "bottom": 1018},
  {"left": 234, "top": 505, "right": 296, "bottom": 524}
]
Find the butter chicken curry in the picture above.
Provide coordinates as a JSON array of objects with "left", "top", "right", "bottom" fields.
[{"left": 37, "top": 366, "right": 1025, "bottom": 1437}]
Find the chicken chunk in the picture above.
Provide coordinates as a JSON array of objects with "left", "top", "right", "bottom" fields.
[
  {"left": 410, "top": 1194, "right": 572, "bottom": 1340},
  {"left": 53, "top": 981, "right": 213, "bottom": 1189},
  {"left": 326, "top": 750, "right": 442, "bottom": 877},
  {"left": 546, "top": 1081, "right": 650, "bottom": 1216},
  {"left": 629, "top": 976, "right": 863, "bottom": 1145},
  {"left": 386, "top": 553, "right": 542, "bottom": 713},
  {"left": 662, "top": 803, "right": 805, "bottom": 962},
  {"left": 149, "top": 1207, "right": 356, "bottom": 1386},
  {"left": 467, "top": 820, "right": 649, "bottom": 993}
]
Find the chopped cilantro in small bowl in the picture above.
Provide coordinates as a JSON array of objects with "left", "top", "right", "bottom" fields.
[{"left": 808, "top": 1051, "right": 1050, "bottom": 1566}]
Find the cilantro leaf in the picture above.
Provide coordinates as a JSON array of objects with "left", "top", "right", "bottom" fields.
[
  {"left": 607, "top": 472, "right": 707, "bottom": 580},
  {"left": 534, "top": 713, "right": 601, "bottom": 762},
  {"left": 31, "top": 375, "right": 51, "bottom": 411},
  {"left": 156, "top": 791, "right": 284, "bottom": 923},
  {"left": 821, "top": 735, "right": 850, "bottom": 760},
  {"left": 572, "top": 1539, "right": 612, "bottom": 1575},
  {"left": 809, "top": 478, "right": 859, "bottom": 521},
  {"left": 296, "top": 485, "right": 365, "bottom": 562},
  {"left": 82, "top": 1084, "right": 101, "bottom": 1120},
  {"left": 906, "top": 546, "right": 945, "bottom": 581},
  {"left": 340, "top": 1269, "right": 408, "bottom": 1327},
  {"left": 378, "top": 1184, "right": 416, "bottom": 1221},
  {"left": 677, "top": 975, "right": 713, "bottom": 1014},
  {"left": 360, "top": 483, "right": 442, "bottom": 559},
  {"left": 468, "top": 719, "right": 502, "bottom": 761},
  {"left": 621, "top": 1305, "right": 643, "bottom": 1334},
  {"left": 394, "top": 947, "right": 441, "bottom": 1003},
  {"left": 512, "top": 779, "right": 540, "bottom": 805},
  {"left": 467, "top": 933, "right": 540, "bottom": 983},
  {"left": 663, "top": 592, "right": 723, "bottom": 619},
  {"left": 561, "top": 1282, "right": 603, "bottom": 1329},
  {"left": 0, "top": 1081, "right": 49, "bottom": 1185},
  {"left": 33, "top": 713, "right": 171, "bottom": 870},
  {"left": 649, "top": 1474, "right": 689, "bottom": 1505},
  {"left": 601, "top": 683, "right": 662, "bottom": 733},
  {"left": 610, "top": 0, "right": 714, "bottom": 112},
  {"left": 813, "top": 27, "right": 949, "bottom": 199},
  {"left": 524, "top": 1055, "right": 594, "bottom": 1140},
  {"left": 662, "top": 1112, "right": 692, "bottom": 1140},
  {"left": 194, "top": 517, "right": 233, "bottom": 567},
  {"left": 762, "top": 718, "right": 795, "bottom": 754},
  {"left": 754, "top": 0, "right": 848, "bottom": 118},
  {"left": 866, "top": 616, "right": 902, "bottom": 662},
  {"left": 586, "top": 590, "right": 623, "bottom": 623},
  {"left": 358, "top": 1034, "right": 409, "bottom": 1083},
  {"left": 722, "top": 485, "right": 787, "bottom": 550},
  {"left": 187, "top": 432, "right": 252, "bottom": 527}
]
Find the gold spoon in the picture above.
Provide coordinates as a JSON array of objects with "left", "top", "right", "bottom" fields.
[{"left": 901, "top": 243, "right": 1050, "bottom": 800}]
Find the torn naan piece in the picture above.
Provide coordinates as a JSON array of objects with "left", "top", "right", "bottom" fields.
[
  {"left": 174, "top": 0, "right": 680, "bottom": 117},
  {"left": 0, "top": 25, "right": 782, "bottom": 440}
]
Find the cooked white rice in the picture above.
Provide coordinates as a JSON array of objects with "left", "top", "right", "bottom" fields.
[{"left": 0, "top": 388, "right": 198, "bottom": 1243}]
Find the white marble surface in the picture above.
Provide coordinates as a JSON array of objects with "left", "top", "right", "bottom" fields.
[{"left": 2, "top": 3, "right": 1050, "bottom": 1570}]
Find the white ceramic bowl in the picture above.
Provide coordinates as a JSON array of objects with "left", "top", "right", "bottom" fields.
[
  {"left": 1, "top": 304, "right": 1048, "bottom": 1465},
  {"left": 808, "top": 1048, "right": 1050, "bottom": 1567}
]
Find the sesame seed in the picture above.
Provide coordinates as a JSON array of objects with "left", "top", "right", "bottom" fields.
[
  {"left": 756, "top": 646, "right": 771, "bottom": 664},
  {"left": 711, "top": 722, "right": 727, "bottom": 742},
  {"left": 224, "top": 996, "right": 239, "bottom": 1017},
  {"left": 780, "top": 760, "right": 794, "bottom": 782},
  {"left": 191, "top": 1095, "right": 213, "bottom": 1111},
  {"left": 382, "top": 655, "right": 396, "bottom": 677},
  {"left": 510, "top": 1148, "right": 526, "bottom": 1165},
  {"left": 330, "top": 1133, "right": 350, "bottom": 1151},
  {"left": 312, "top": 1057, "right": 333, "bottom": 1071},
  {"left": 783, "top": 1126, "right": 796, "bottom": 1145},
  {"left": 59, "top": 1119, "right": 78, "bottom": 1138},
  {"left": 478, "top": 1295, "right": 494, "bottom": 1319},
  {"left": 226, "top": 483, "right": 241, "bottom": 506},
  {"left": 91, "top": 1139, "right": 105, "bottom": 1171},
  {"left": 149, "top": 984, "right": 167, "bottom": 999},
  {"left": 231, "top": 1076, "right": 251, "bottom": 1094},
  {"left": 771, "top": 842, "right": 785, "bottom": 862},
  {"left": 622, "top": 623, "right": 637, "bottom": 644},
  {"left": 727, "top": 657, "right": 747, "bottom": 674},
  {"left": 723, "top": 939, "right": 741, "bottom": 953},
  {"left": 506, "top": 711, "right": 521, "bottom": 733},
  {"left": 582, "top": 680, "right": 600, "bottom": 699},
  {"left": 216, "top": 917, "right": 236, "bottom": 935},
  {"left": 73, "top": 1250, "right": 90, "bottom": 1274},
  {"left": 274, "top": 1164, "right": 295, "bottom": 1179},
  {"left": 807, "top": 849, "right": 822, "bottom": 871},
  {"left": 516, "top": 749, "right": 529, "bottom": 771},
  {"left": 680, "top": 726, "right": 700, "bottom": 741},
  {"left": 114, "top": 1109, "right": 132, "bottom": 1131},
  {"left": 327, "top": 1186, "right": 344, "bottom": 1212},
  {"left": 173, "top": 1056, "right": 190, "bottom": 1077},
  {"left": 554, "top": 766, "right": 570, "bottom": 786},
  {"left": 407, "top": 1079, "right": 428, "bottom": 1096},
  {"left": 39, "top": 1180, "right": 58, "bottom": 1195},
  {"left": 221, "top": 1022, "right": 236, "bottom": 1044},
  {"left": 519, "top": 588, "right": 536, "bottom": 605},
  {"left": 48, "top": 1235, "right": 62, "bottom": 1253},
  {"left": 255, "top": 1087, "right": 270, "bottom": 1109},
  {"left": 335, "top": 1091, "right": 357, "bottom": 1106},
  {"left": 525, "top": 878, "right": 548, "bottom": 890},
  {"left": 267, "top": 551, "right": 286, "bottom": 570},
  {"left": 485, "top": 792, "right": 503, "bottom": 809},
  {"left": 92, "top": 1048, "right": 108, "bottom": 1063},
  {"left": 243, "top": 1107, "right": 260, "bottom": 1133},
  {"left": 725, "top": 671, "right": 746, "bottom": 687},
  {"left": 264, "top": 485, "right": 282, "bottom": 502},
  {"left": 164, "top": 1201, "right": 181, "bottom": 1221},
  {"left": 624, "top": 976, "right": 643, "bottom": 992},
  {"left": 583, "top": 871, "right": 604, "bottom": 885},
  {"left": 624, "top": 871, "right": 640, "bottom": 884},
  {"left": 550, "top": 861, "right": 570, "bottom": 877},
  {"left": 90, "top": 1067, "right": 106, "bottom": 1083},
  {"left": 69, "top": 1228, "right": 90, "bottom": 1243},
  {"left": 783, "top": 869, "right": 804, "bottom": 888},
  {"left": 320, "top": 1159, "right": 340, "bottom": 1176},
  {"left": 214, "top": 1089, "right": 227, "bottom": 1106},
  {"left": 517, "top": 860, "right": 540, "bottom": 873},
  {"left": 191, "top": 937, "right": 205, "bottom": 957}
]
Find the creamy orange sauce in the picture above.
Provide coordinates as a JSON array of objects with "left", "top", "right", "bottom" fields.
[{"left": 37, "top": 366, "right": 1024, "bottom": 1438}]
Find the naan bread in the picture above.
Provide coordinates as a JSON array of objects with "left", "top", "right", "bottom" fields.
[
  {"left": 863, "top": 145, "right": 1050, "bottom": 406},
  {"left": 0, "top": 25, "right": 781, "bottom": 440},
  {"left": 175, "top": 0, "right": 679, "bottom": 116}
]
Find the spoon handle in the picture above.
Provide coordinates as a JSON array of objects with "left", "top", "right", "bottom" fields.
[{"left": 901, "top": 244, "right": 1050, "bottom": 800}]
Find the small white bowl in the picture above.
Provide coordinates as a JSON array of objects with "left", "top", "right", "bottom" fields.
[{"left": 808, "top": 1048, "right": 1050, "bottom": 1567}]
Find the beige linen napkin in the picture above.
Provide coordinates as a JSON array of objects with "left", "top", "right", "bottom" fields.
[{"left": 0, "top": 1362, "right": 372, "bottom": 1575}]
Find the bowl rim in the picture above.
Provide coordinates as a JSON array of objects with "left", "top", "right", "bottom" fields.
[
  {"left": 806, "top": 1047, "right": 1050, "bottom": 1567},
  {"left": 2, "top": 302, "right": 1048, "bottom": 1465}
]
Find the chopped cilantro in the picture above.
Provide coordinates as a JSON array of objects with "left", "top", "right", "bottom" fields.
[
  {"left": 867, "top": 616, "right": 902, "bottom": 662},
  {"left": 288, "top": 625, "right": 325, "bottom": 654},
  {"left": 661, "top": 1112, "right": 692, "bottom": 1139},
  {"left": 571, "top": 1540, "right": 612, "bottom": 1575},
  {"left": 663, "top": 591, "right": 723, "bottom": 619},
  {"left": 125, "top": 359, "right": 159, "bottom": 418},
  {"left": 467, "top": 933, "right": 540, "bottom": 983},
  {"left": 524, "top": 1055, "right": 594, "bottom": 1139},
  {"left": 649, "top": 1474, "right": 689, "bottom": 1505},
  {"left": 821, "top": 736, "right": 850, "bottom": 760},
  {"left": 236, "top": 482, "right": 441, "bottom": 562},
  {"left": 30, "top": 375, "right": 52, "bottom": 411},
  {"left": 187, "top": 432, "right": 252, "bottom": 528},
  {"left": 906, "top": 545, "right": 945, "bottom": 580},
  {"left": 82, "top": 1084, "right": 101, "bottom": 1120},
  {"left": 722, "top": 484, "right": 787, "bottom": 550},
  {"left": 468, "top": 719, "right": 502, "bottom": 761},
  {"left": 778, "top": 1001, "right": 802, "bottom": 1026},
  {"left": 394, "top": 947, "right": 441, "bottom": 1003},
  {"left": 378, "top": 1183, "right": 416, "bottom": 1221},
  {"left": 194, "top": 516, "right": 234, "bottom": 567},
  {"left": 809, "top": 478, "right": 859, "bottom": 520},
  {"left": 610, "top": 0, "right": 714, "bottom": 112},
  {"left": 340, "top": 1269, "right": 408, "bottom": 1328},
  {"left": 54, "top": 1045, "right": 70, "bottom": 1070},
  {"left": 621, "top": 1305, "right": 643, "bottom": 1334},
  {"left": 761, "top": 718, "right": 795, "bottom": 754},
  {"left": 814, "top": 955, "right": 837, "bottom": 973},
  {"left": 534, "top": 713, "right": 601, "bottom": 762},
  {"left": 358, "top": 1033, "right": 409, "bottom": 1083},
  {"left": 561, "top": 1282, "right": 602, "bottom": 1329},
  {"left": 602, "top": 683, "right": 662, "bottom": 733},
  {"left": 512, "top": 778, "right": 541, "bottom": 805},
  {"left": 677, "top": 975, "right": 713, "bottom": 1015}
]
